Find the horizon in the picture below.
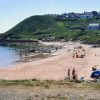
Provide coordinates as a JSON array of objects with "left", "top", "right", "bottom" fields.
[{"left": 0, "top": 0, "right": 100, "bottom": 33}]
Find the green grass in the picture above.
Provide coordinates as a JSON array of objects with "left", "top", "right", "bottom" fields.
[
  {"left": 0, "top": 79, "right": 100, "bottom": 90},
  {"left": 0, "top": 79, "right": 75, "bottom": 86}
]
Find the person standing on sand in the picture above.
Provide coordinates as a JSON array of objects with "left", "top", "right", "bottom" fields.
[
  {"left": 92, "top": 65, "right": 97, "bottom": 71},
  {"left": 76, "top": 52, "right": 78, "bottom": 58},
  {"left": 68, "top": 69, "right": 71, "bottom": 80},
  {"left": 72, "top": 68, "right": 77, "bottom": 80},
  {"left": 72, "top": 53, "right": 75, "bottom": 58}
]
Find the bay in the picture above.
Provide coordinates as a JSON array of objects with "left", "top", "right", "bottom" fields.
[{"left": 0, "top": 45, "right": 20, "bottom": 67}]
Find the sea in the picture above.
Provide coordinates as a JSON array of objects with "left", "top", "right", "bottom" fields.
[{"left": 0, "top": 45, "right": 20, "bottom": 67}]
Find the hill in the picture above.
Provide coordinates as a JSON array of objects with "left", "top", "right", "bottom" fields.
[{"left": 0, "top": 15, "right": 100, "bottom": 44}]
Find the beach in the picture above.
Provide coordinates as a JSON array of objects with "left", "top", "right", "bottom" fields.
[{"left": 0, "top": 41, "right": 100, "bottom": 81}]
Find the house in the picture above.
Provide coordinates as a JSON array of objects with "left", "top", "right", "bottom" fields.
[
  {"left": 58, "top": 11, "right": 99, "bottom": 19},
  {"left": 80, "top": 14, "right": 88, "bottom": 18},
  {"left": 84, "top": 12, "right": 93, "bottom": 18},
  {"left": 87, "top": 23, "right": 100, "bottom": 30},
  {"left": 58, "top": 13, "right": 79, "bottom": 19},
  {"left": 68, "top": 13, "right": 80, "bottom": 18},
  {"left": 62, "top": 13, "right": 69, "bottom": 18},
  {"left": 80, "top": 12, "right": 93, "bottom": 18},
  {"left": 57, "top": 13, "right": 69, "bottom": 19}
]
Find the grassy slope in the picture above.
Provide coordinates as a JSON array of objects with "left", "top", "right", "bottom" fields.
[
  {"left": 1, "top": 15, "right": 100, "bottom": 44},
  {"left": 0, "top": 80, "right": 100, "bottom": 100}
]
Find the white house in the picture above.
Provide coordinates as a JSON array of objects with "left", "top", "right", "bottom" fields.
[{"left": 87, "top": 23, "right": 100, "bottom": 30}]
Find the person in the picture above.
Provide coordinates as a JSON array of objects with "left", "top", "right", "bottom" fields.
[
  {"left": 72, "top": 68, "right": 76, "bottom": 80},
  {"left": 68, "top": 69, "right": 70, "bottom": 80},
  {"left": 55, "top": 47, "right": 58, "bottom": 51},
  {"left": 92, "top": 65, "right": 97, "bottom": 71},
  {"left": 72, "top": 68, "right": 78, "bottom": 80},
  {"left": 76, "top": 52, "right": 78, "bottom": 58},
  {"left": 20, "top": 52, "right": 22, "bottom": 58},
  {"left": 73, "top": 53, "right": 75, "bottom": 58}
]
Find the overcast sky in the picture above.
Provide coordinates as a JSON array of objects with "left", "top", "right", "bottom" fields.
[{"left": 0, "top": 0, "right": 100, "bottom": 33}]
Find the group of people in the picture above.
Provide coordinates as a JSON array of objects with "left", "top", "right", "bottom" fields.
[
  {"left": 66, "top": 68, "right": 78, "bottom": 80},
  {"left": 72, "top": 46, "right": 86, "bottom": 58}
]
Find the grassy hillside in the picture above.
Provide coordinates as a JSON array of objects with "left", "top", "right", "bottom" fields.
[{"left": 0, "top": 15, "right": 100, "bottom": 44}]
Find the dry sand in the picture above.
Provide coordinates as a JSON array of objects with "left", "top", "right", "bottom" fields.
[{"left": 0, "top": 41, "right": 100, "bottom": 80}]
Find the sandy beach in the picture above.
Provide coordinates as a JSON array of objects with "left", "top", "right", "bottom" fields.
[{"left": 0, "top": 41, "right": 100, "bottom": 81}]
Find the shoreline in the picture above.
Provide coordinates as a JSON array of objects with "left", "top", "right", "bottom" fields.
[{"left": 0, "top": 41, "right": 100, "bottom": 81}]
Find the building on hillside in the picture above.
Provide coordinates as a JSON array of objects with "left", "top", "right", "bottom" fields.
[
  {"left": 80, "top": 14, "right": 88, "bottom": 18},
  {"left": 58, "top": 11, "right": 99, "bottom": 19},
  {"left": 62, "top": 13, "right": 69, "bottom": 18},
  {"left": 84, "top": 12, "right": 93, "bottom": 18},
  {"left": 68, "top": 13, "right": 80, "bottom": 18},
  {"left": 87, "top": 23, "right": 100, "bottom": 30},
  {"left": 80, "top": 12, "right": 93, "bottom": 18}
]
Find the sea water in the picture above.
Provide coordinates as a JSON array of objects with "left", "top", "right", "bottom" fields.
[{"left": 0, "top": 45, "right": 20, "bottom": 67}]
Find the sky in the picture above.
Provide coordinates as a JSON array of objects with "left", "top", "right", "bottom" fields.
[{"left": 0, "top": 0, "right": 100, "bottom": 33}]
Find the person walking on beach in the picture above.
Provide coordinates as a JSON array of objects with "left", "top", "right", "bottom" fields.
[{"left": 20, "top": 52, "right": 22, "bottom": 58}]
